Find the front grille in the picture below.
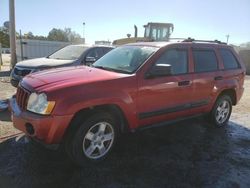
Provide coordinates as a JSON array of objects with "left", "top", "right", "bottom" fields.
[
  {"left": 14, "top": 67, "right": 32, "bottom": 76},
  {"left": 16, "top": 86, "right": 30, "bottom": 111}
]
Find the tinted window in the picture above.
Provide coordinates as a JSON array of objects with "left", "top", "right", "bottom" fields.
[
  {"left": 96, "top": 48, "right": 104, "bottom": 59},
  {"left": 87, "top": 48, "right": 103, "bottom": 59},
  {"left": 193, "top": 50, "right": 218, "bottom": 72},
  {"left": 155, "top": 49, "right": 188, "bottom": 75},
  {"left": 103, "top": 47, "right": 113, "bottom": 54},
  {"left": 220, "top": 49, "right": 239, "bottom": 69}
]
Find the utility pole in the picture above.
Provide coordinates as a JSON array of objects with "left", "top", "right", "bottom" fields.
[
  {"left": 9, "top": 0, "right": 17, "bottom": 68},
  {"left": 226, "top": 34, "right": 230, "bottom": 44},
  {"left": 19, "top": 30, "right": 23, "bottom": 60},
  {"left": 0, "top": 43, "right": 2, "bottom": 68},
  {"left": 83, "top": 22, "right": 85, "bottom": 44}
]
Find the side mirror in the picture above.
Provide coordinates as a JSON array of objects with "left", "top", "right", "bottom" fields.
[
  {"left": 145, "top": 64, "right": 172, "bottom": 79},
  {"left": 85, "top": 56, "right": 96, "bottom": 64}
]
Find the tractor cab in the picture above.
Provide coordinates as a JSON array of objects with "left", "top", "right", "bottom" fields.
[
  {"left": 144, "top": 22, "right": 174, "bottom": 41},
  {"left": 112, "top": 22, "right": 174, "bottom": 45}
]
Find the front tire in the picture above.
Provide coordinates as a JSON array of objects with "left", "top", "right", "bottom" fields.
[
  {"left": 65, "top": 112, "right": 118, "bottom": 166},
  {"left": 209, "top": 95, "right": 232, "bottom": 127}
]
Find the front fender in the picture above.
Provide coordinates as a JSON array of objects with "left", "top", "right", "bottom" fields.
[{"left": 49, "top": 82, "right": 138, "bottom": 129}]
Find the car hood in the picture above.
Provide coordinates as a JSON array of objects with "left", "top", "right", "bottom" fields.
[
  {"left": 21, "top": 66, "right": 130, "bottom": 91},
  {"left": 16, "top": 57, "right": 75, "bottom": 68}
]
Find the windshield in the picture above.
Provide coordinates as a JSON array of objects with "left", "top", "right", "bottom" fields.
[
  {"left": 93, "top": 46, "right": 157, "bottom": 73},
  {"left": 48, "top": 45, "right": 88, "bottom": 60}
]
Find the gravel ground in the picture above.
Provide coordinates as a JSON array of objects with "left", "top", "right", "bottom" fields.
[
  {"left": 0, "top": 72, "right": 20, "bottom": 138},
  {"left": 0, "top": 70, "right": 250, "bottom": 188}
]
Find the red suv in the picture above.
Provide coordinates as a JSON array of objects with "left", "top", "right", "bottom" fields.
[{"left": 10, "top": 40, "right": 245, "bottom": 166}]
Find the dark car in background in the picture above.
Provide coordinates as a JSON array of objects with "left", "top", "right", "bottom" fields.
[{"left": 10, "top": 44, "right": 114, "bottom": 87}]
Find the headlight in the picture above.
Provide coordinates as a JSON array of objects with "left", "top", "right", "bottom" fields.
[{"left": 27, "top": 93, "right": 55, "bottom": 115}]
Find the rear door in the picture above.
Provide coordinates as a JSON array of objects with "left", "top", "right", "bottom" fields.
[{"left": 191, "top": 48, "right": 222, "bottom": 112}]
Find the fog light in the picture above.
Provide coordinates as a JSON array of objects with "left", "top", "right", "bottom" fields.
[{"left": 25, "top": 123, "right": 35, "bottom": 135}]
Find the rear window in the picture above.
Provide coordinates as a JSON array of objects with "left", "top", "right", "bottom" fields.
[
  {"left": 193, "top": 50, "right": 218, "bottom": 72},
  {"left": 219, "top": 49, "right": 239, "bottom": 69}
]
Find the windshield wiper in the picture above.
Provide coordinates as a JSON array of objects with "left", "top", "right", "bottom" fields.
[{"left": 93, "top": 65, "right": 130, "bottom": 74}]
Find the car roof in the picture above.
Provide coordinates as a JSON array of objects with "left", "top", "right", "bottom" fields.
[
  {"left": 69, "top": 44, "right": 114, "bottom": 48},
  {"left": 125, "top": 42, "right": 172, "bottom": 48},
  {"left": 125, "top": 41, "right": 230, "bottom": 49}
]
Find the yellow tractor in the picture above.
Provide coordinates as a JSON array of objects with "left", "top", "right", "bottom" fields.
[{"left": 113, "top": 22, "right": 174, "bottom": 45}]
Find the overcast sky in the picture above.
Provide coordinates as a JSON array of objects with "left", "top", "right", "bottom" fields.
[{"left": 0, "top": 0, "right": 250, "bottom": 45}]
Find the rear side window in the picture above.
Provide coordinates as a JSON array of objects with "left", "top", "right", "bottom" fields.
[
  {"left": 193, "top": 50, "right": 218, "bottom": 72},
  {"left": 103, "top": 47, "right": 113, "bottom": 54},
  {"left": 155, "top": 49, "right": 188, "bottom": 75},
  {"left": 87, "top": 48, "right": 103, "bottom": 59},
  {"left": 219, "top": 49, "right": 239, "bottom": 69}
]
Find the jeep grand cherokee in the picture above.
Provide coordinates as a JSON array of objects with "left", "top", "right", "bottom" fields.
[{"left": 10, "top": 40, "right": 245, "bottom": 166}]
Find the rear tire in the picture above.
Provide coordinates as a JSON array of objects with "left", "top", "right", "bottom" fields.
[
  {"left": 209, "top": 95, "right": 232, "bottom": 127},
  {"left": 65, "top": 112, "right": 118, "bottom": 166}
]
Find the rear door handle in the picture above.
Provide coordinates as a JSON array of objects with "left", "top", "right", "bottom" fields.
[
  {"left": 178, "top": 80, "right": 190, "bottom": 86},
  {"left": 214, "top": 76, "right": 223, "bottom": 80}
]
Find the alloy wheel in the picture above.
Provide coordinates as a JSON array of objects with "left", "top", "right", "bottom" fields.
[
  {"left": 215, "top": 100, "right": 230, "bottom": 124},
  {"left": 82, "top": 122, "right": 114, "bottom": 159}
]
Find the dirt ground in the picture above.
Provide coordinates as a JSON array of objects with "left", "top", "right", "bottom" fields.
[{"left": 0, "top": 68, "right": 250, "bottom": 187}]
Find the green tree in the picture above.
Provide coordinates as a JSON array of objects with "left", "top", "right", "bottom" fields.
[
  {"left": 47, "top": 28, "right": 68, "bottom": 42},
  {"left": 64, "top": 28, "right": 81, "bottom": 42},
  {"left": 23, "top": 31, "right": 34, "bottom": 39},
  {"left": 35, "top": 35, "right": 48, "bottom": 40},
  {"left": 47, "top": 28, "right": 81, "bottom": 42},
  {"left": 0, "top": 27, "right": 10, "bottom": 48},
  {"left": 18, "top": 31, "right": 47, "bottom": 41}
]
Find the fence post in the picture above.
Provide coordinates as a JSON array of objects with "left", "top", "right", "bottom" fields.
[{"left": 0, "top": 43, "right": 2, "bottom": 69}]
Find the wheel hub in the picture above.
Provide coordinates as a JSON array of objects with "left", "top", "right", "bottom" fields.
[{"left": 93, "top": 134, "right": 104, "bottom": 146}]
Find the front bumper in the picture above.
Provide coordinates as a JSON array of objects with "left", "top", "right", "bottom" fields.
[{"left": 10, "top": 97, "right": 73, "bottom": 144}]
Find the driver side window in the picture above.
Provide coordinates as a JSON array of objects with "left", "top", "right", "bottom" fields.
[{"left": 155, "top": 49, "right": 188, "bottom": 75}]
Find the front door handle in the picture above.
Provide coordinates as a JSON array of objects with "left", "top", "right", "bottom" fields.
[
  {"left": 214, "top": 76, "right": 223, "bottom": 80},
  {"left": 178, "top": 80, "right": 190, "bottom": 86}
]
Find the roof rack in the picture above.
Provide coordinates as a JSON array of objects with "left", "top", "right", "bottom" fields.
[
  {"left": 169, "top": 38, "right": 187, "bottom": 41},
  {"left": 182, "top": 37, "right": 227, "bottom": 45},
  {"left": 167, "top": 38, "right": 188, "bottom": 43}
]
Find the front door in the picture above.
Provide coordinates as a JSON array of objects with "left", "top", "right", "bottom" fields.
[{"left": 137, "top": 48, "right": 194, "bottom": 127}]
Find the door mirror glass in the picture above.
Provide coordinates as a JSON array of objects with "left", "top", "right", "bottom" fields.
[{"left": 146, "top": 64, "right": 172, "bottom": 78}]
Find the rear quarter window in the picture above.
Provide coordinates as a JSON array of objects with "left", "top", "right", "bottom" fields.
[
  {"left": 219, "top": 49, "right": 239, "bottom": 69},
  {"left": 193, "top": 49, "right": 218, "bottom": 72}
]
